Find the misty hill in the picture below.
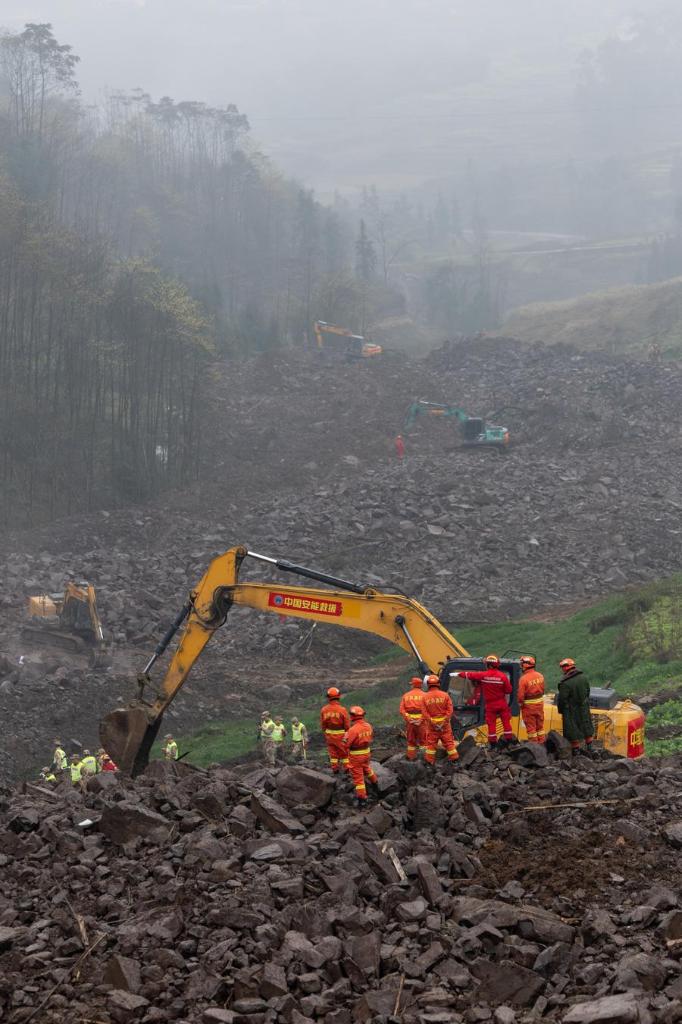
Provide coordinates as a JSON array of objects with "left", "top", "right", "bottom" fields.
[{"left": 499, "top": 277, "right": 682, "bottom": 354}]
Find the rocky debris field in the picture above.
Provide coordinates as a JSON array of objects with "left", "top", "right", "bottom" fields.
[
  {"left": 1, "top": 339, "right": 681, "bottom": 781},
  {"left": 1, "top": 738, "right": 682, "bottom": 1024}
]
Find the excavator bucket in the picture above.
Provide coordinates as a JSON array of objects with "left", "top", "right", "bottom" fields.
[{"left": 99, "top": 705, "right": 162, "bottom": 777}]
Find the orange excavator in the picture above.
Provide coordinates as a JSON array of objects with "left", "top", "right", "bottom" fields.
[
  {"left": 100, "top": 546, "right": 645, "bottom": 775},
  {"left": 313, "top": 321, "right": 382, "bottom": 360},
  {"left": 25, "top": 580, "right": 110, "bottom": 667}
]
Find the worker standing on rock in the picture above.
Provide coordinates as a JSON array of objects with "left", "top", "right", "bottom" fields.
[
  {"left": 260, "top": 712, "right": 276, "bottom": 767},
  {"left": 453, "top": 655, "right": 513, "bottom": 749},
  {"left": 320, "top": 687, "right": 351, "bottom": 773},
  {"left": 518, "top": 656, "right": 546, "bottom": 743},
  {"left": 290, "top": 718, "right": 308, "bottom": 761},
  {"left": 163, "top": 734, "right": 178, "bottom": 760},
  {"left": 272, "top": 716, "right": 286, "bottom": 762},
  {"left": 52, "top": 739, "right": 67, "bottom": 773},
  {"left": 79, "top": 749, "right": 98, "bottom": 777},
  {"left": 40, "top": 766, "right": 57, "bottom": 784},
  {"left": 395, "top": 434, "right": 405, "bottom": 459},
  {"left": 399, "top": 676, "right": 426, "bottom": 760},
  {"left": 558, "top": 658, "right": 595, "bottom": 757},
  {"left": 344, "top": 706, "right": 378, "bottom": 807},
  {"left": 422, "top": 674, "right": 459, "bottom": 766},
  {"left": 69, "top": 754, "right": 82, "bottom": 784}
]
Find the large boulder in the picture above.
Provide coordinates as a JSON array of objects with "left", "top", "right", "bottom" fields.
[
  {"left": 99, "top": 801, "right": 170, "bottom": 845},
  {"left": 275, "top": 766, "right": 335, "bottom": 808}
]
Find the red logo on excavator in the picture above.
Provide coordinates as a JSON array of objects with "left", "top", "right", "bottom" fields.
[
  {"left": 268, "top": 592, "right": 343, "bottom": 616},
  {"left": 627, "top": 715, "right": 645, "bottom": 759}
]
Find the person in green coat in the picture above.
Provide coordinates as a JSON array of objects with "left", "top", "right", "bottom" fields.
[{"left": 557, "top": 658, "right": 595, "bottom": 757}]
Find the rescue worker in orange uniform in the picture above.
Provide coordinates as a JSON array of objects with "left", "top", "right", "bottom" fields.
[
  {"left": 399, "top": 676, "right": 426, "bottom": 760},
  {"left": 344, "top": 706, "right": 378, "bottom": 806},
  {"left": 518, "top": 655, "right": 546, "bottom": 743},
  {"left": 453, "top": 654, "right": 513, "bottom": 749},
  {"left": 422, "top": 674, "right": 459, "bottom": 766},
  {"left": 320, "top": 687, "right": 351, "bottom": 773}
]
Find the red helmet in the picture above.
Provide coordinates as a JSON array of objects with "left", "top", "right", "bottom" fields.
[
  {"left": 484, "top": 654, "right": 500, "bottom": 666},
  {"left": 327, "top": 687, "right": 341, "bottom": 699},
  {"left": 520, "top": 655, "right": 536, "bottom": 669},
  {"left": 559, "top": 658, "right": 575, "bottom": 672},
  {"left": 350, "top": 705, "right": 365, "bottom": 719},
  {"left": 410, "top": 676, "right": 423, "bottom": 688},
  {"left": 426, "top": 674, "right": 440, "bottom": 688}
]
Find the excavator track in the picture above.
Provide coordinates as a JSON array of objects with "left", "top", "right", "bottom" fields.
[{"left": 21, "top": 623, "right": 88, "bottom": 656}]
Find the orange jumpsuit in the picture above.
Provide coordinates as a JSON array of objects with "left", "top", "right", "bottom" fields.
[
  {"left": 399, "top": 682, "right": 426, "bottom": 760},
  {"left": 344, "top": 719, "right": 378, "bottom": 800},
  {"left": 422, "top": 686, "right": 459, "bottom": 765},
  {"left": 320, "top": 700, "right": 351, "bottom": 772},
  {"left": 518, "top": 669, "right": 546, "bottom": 743}
]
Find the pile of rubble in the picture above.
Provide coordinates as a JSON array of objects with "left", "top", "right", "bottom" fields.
[
  {"left": 1, "top": 741, "right": 682, "bottom": 1023},
  {"left": 1, "top": 340, "right": 682, "bottom": 781}
]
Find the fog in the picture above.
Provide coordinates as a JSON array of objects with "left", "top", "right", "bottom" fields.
[
  {"left": 3, "top": 0, "right": 682, "bottom": 528},
  {"left": 2, "top": 0, "right": 642, "bottom": 190}
]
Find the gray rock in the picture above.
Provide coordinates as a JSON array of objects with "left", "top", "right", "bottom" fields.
[
  {"left": 99, "top": 801, "right": 170, "bottom": 845},
  {"left": 562, "top": 993, "right": 651, "bottom": 1023}
]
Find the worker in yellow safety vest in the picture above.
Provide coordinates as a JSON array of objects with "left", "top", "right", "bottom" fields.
[
  {"left": 163, "top": 734, "right": 178, "bottom": 760},
  {"left": 69, "top": 754, "right": 82, "bottom": 784},
  {"left": 290, "top": 718, "right": 308, "bottom": 761},
  {"left": 271, "top": 717, "right": 287, "bottom": 763},
  {"left": 40, "top": 767, "right": 57, "bottom": 783},
  {"left": 80, "top": 750, "right": 98, "bottom": 777},
  {"left": 52, "top": 739, "right": 67, "bottom": 772},
  {"left": 260, "top": 712, "right": 276, "bottom": 766}
]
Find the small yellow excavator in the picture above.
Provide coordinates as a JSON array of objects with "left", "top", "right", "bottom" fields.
[
  {"left": 313, "top": 320, "right": 382, "bottom": 360},
  {"left": 100, "top": 546, "right": 645, "bottom": 775},
  {"left": 25, "top": 581, "right": 110, "bottom": 667}
]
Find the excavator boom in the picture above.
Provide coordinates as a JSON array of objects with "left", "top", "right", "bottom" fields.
[{"left": 100, "top": 546, "right": 468, "bottom": 774}]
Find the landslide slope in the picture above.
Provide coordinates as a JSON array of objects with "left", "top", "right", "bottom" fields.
[{"left": 1, "top": 340, "right": 681, "bottom": 781}]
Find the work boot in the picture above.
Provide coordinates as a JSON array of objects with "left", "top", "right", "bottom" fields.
[
  {"left": 355, "top": 798, "right": 367, "bottom": 810},
  {"left": 571, "top": 747, "right": 580, "bottom": 759}
]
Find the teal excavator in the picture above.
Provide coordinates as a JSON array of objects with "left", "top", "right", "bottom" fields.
[{"left": 404, "top": 400, "right": 509, "bottom": 450}]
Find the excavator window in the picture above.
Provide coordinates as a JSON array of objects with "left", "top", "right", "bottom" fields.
[
  {"left": 461, "top": 418, "right": 484, "bottom": 441},
  {"left": 441, "top": 657, "right": 521, "bottom": 732}
]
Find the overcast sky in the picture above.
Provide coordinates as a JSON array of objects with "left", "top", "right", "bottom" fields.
[{"left": 2, "top": 0, "right": 641, "bottom": 190}]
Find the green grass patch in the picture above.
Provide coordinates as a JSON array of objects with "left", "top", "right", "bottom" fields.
[{"left": 176, "top": 577, "right": 682, "bottom": 765}]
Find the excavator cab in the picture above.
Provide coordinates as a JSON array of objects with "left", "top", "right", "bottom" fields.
[{"left": 442, "top": 657, "right": 522, "bottom": 740}]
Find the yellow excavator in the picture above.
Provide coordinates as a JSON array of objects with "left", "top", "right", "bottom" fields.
[
  {"left": 100, "top": 546, "right": 645, "bottom": 775},
  {"left": 25, "top": 580, "right": 110, "bottom": 667},
  {"left": 313, "top": 320, "right": 383, "bottom": 360}
]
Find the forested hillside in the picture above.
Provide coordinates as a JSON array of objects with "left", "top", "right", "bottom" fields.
[{"left": 0, "top": 24, "right": 377, "bottom": 526}]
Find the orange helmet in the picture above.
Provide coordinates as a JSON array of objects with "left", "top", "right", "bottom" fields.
[
  {"left": 349, "top": 705, "right": 365, "bottom": 719},
  {"left": 410, "top": 676, "right": 423, "bottom": 688},
  {"left": 484, "top": 654, "right": 500, "bottom": 666},
  {"left": 520, "top": 655, "right": 536, "bottom": 669},
  {"left": 426, "top": 674, "right": 440, "bottom": 688},
  {"left": 559, "top": 658, "right": 575, "bottom": 672},
  {"left": 327, "top": 687, "right": 341, "bottom": 699}
]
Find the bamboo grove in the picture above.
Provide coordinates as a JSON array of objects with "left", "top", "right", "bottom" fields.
[{"left": 0, "top": 24, "right": 353, "bottom": 525}]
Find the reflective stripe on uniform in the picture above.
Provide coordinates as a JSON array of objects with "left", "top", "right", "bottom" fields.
[
  {"left": 430, "top": 715, "right": 446, "bottom": 723},
  {"left": 349, "top": 747, "right": 370, "bottom": 756},
  {"left": 523, "top": 696, "right": 544, "bottom": 704},
  {"left": 325, "top": 728, "right": 345, "bottom": 735},
  {"left": 405, "top": 712, "right": 422, "bottom": 720}
]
